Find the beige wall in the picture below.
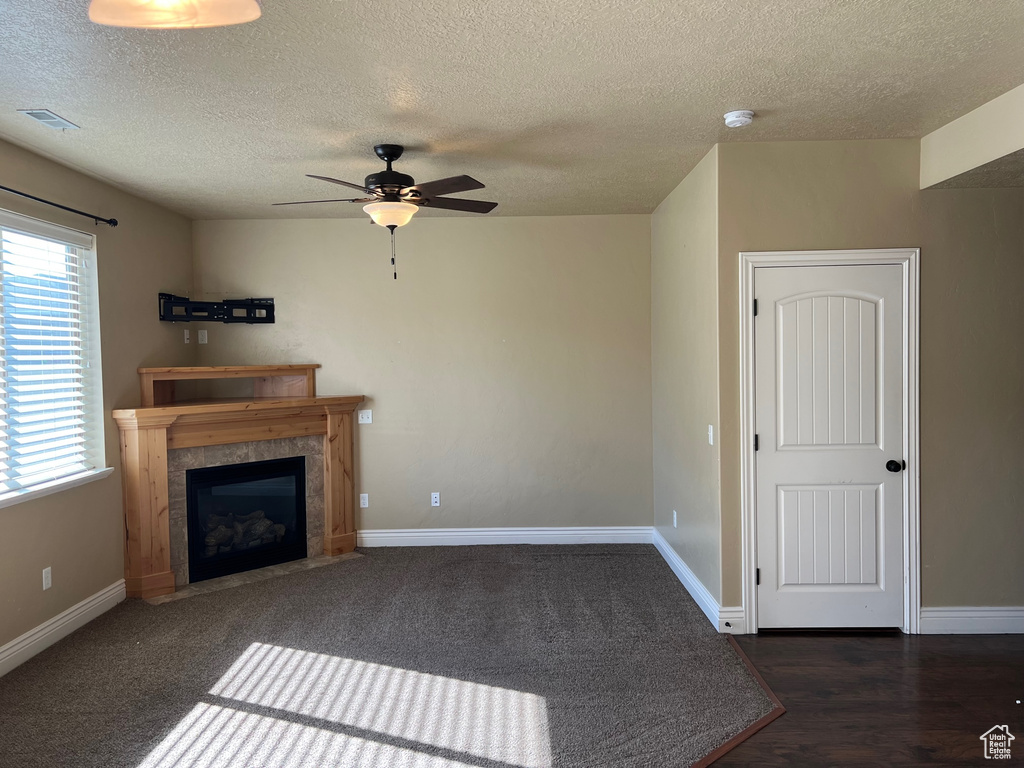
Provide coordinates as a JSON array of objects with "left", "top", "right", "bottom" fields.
[
  {"left": 651, "top": 148, "right": 722, "bottom": 601},
  {"left": 0, "top": 139, "right": 193, "bottom": 647},
  {"left": 711, "top": 139, "right": 1024, "bottom": 608},
  {"left": 716, "top": 140, "right": 922, "bottom": 605},
  {"left": 919, "top": 187, "right": 1024, "bottom": 605},
  {"left": 192, "top": 215, "right": 652, "bottom": 531}
]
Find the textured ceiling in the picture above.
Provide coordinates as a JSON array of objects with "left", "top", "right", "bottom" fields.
[
  {"left": 2, "top": 0, "right": 1024, "bottom": 220},
  {"left": 930, "top": 148, "right": 1024, "bottom": 189}
]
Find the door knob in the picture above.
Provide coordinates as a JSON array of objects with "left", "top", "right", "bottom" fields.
[{"left": 886, "top": 459, "right": 905, "bottom": 473}]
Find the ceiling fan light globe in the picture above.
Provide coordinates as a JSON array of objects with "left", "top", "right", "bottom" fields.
[
  {"left": 88, "top": 0, "right": 261, "bottom": 28},
  {"left": 363, "top": 202, "right": 418, "bottom": 228}
]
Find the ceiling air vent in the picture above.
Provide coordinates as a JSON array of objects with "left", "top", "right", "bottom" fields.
[{"left": 17, "top": 109, "right": 80, "bottom": 130}]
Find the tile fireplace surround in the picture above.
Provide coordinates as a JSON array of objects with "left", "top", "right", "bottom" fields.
[{"left": 167, "top": 436, "right": 324, "bottom": 587}]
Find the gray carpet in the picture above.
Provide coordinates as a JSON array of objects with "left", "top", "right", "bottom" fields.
[{"left": 0, "top": 545, "right": 775, "bottom": 767}]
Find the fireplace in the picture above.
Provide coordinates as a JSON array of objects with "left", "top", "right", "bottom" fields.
[{"left": 186, "top": 457, "right": 308, "bottom": 583}]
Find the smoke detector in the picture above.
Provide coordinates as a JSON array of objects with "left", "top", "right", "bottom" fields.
[
  {"left": 724, "top": 110, "right": 754, "bottom": 128},
  {"left": 18, "top": 109, "right": 79, "bottom": 130}
]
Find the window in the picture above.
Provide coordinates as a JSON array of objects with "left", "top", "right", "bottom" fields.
[{"left": 0, "top": 208, "right": 105, "bottom": 501}]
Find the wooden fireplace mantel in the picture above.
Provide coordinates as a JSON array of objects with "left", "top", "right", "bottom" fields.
[
  {"left": 112, "top": 365, "right": 363, "bottom": 599},
  {"left": 138, "top": 363, "right": 320, "bottom": 406}
]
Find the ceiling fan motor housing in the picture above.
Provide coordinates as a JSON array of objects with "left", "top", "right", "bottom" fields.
[
  {"left": 365, "top": 144, "right": 415, "bottom": 199},
  {"left": 364, "top": 169, "right": 415, "bottom": 198}
]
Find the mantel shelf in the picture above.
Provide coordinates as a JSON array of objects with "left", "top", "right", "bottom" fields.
[
  {"left": 137, "top": 364, "right": 320, "bottom": 375},
  {"left": 137, "top": 364, "right": 321, "bottom": 407}
]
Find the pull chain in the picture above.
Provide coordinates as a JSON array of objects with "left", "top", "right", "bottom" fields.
[{"left": 387, "top": 224, "right": 397, "bottom": 279}]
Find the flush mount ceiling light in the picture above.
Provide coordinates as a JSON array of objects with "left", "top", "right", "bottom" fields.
[
  {"left": 88, "top": 0, "right": 261, "bottom": 29},
  {"left": 724, "top": 110, "right": 755, "bottom": 128}
]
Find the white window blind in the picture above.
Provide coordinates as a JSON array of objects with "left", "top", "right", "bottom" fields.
[{"left": 0, "top": 208, "right": 104, "bottom": 497}]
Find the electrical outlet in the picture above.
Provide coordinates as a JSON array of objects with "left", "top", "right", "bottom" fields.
[
  {"left": 42, "top": 567, "right": 51, "bottom": 591},
  {"left": 708, "top": 425, "right": 714, "bottom": 445},
  {"left": 358, "top": 410, "right": 372, "bottom": 424},
  {"left": 197, "top": 329, "right": 208, "bottom": 344},
  {"left": 183, "top": 329, "right": 190, "bottom": 344},
  {"left": 430, "top": 492, "right": 440, "bottom": 507},
  {"left": 359, "top": 493, "right": 369, "bottom": 508},
  {"left": 673, "top": 510, "right": 677, "bottom": 528}
]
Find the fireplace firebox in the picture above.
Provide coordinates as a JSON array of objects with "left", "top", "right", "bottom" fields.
[{"left": 186, "top": 457, "right": 307, "bottom": 582}]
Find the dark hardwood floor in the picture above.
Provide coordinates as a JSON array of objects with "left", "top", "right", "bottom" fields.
[{"left": 718, "top": 632, "right": 1024, "bottom": 766}]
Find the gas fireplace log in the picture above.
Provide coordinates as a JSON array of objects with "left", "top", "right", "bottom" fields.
[
  {"left": 204, "top": 512, "right": 233, "bottom": 533},
  {"left": 231, "top": 512, "right": 275, "bottom": 550},
  {"left": 247, "top": 517, "right": 274, "bottom": 540},
  {"left": 201, "top": 510, "right": 288, "bottom": 556},
  {"left": 204, "top": 525, "right": 234, "bottom": 557}
]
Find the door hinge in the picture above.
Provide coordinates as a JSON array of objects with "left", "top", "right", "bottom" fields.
[
  {"left": 754, "top": 434, "right": 759, "bottom": 451},
  {"left": 753, "top": 298, "right": 758, "bottom": 316},
  {"left": 756, "top": 568, "right": 761, "bottom": 586}
]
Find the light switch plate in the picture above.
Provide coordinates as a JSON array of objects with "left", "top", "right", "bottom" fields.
[
  {"left": 358, "top": 410, "right": 372, "bottom": 424},
  {"left": 708, "top": 425, "right": 714, "bottom": 445},
  {"left": 359, "top": 493, "right": 368, "bottom": 508},
  {"left": 197, "top": 329, "right": 208, "bottom": 344}
]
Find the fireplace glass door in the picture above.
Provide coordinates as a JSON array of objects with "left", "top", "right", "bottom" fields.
[{"left": 186, "top": 456, "right": 307, "bottom": 582}]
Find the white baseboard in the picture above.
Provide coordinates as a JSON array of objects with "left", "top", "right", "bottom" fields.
[
  {"left": 0, "top": 579, "right": 126, "bottom": 678},
  {"left": 651, "top": 528, "right": 745, "bottom": 634},
  {"left": 919, "top": 606, "right": 1024, "bottom": 634},
  {"left": 357, "top": 526, "right": 654, "bottom": 547}
]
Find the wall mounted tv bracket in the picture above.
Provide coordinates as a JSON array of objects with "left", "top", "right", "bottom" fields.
[{"left": 158, "top": 293, "right": 275, "bottom": 324}]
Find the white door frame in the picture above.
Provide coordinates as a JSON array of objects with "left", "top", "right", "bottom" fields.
[{"left": 739, "top": 248, "right": 921, "bottom": 634}]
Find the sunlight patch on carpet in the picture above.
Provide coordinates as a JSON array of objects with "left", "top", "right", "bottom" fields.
[
  {"left": 137, "top": 642, "right": 552, "bottom": 768},
  {"left": 136, "top": 702, "right": 491, "bottom": 768}
]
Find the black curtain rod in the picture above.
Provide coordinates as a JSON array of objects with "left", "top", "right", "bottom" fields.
[{"left": 0, "top": 184, "right": 118, "bottom": 227}]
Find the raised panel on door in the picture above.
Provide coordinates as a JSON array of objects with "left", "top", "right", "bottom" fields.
[
  {"left": 777, "top": 294, "right": 879, "bottom": 450},
  {"left": 777, "top": 484, "right": 880, "bottom": 589}
]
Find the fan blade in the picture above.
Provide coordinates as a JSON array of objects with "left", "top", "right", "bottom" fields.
[
  {"left": 307, "top": 174, "right": 372, "bottom": 193},
  {"left": 273, "top": 198, "right": 374, "bottom": 206},
  {"left": 415, "top": 197, "right": 497, "bottom": 214},
  {"left": 402, "top": 175, "right": 484, "bottom": 198}
]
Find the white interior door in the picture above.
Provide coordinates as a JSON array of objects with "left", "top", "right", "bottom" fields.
[{"left": 755, "top": 264, "right": 905, "bottom": 628}]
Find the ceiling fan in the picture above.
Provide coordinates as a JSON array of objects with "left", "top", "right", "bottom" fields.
[{"left": 274, "top": 144, "right": 498, "bottom": 229}]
